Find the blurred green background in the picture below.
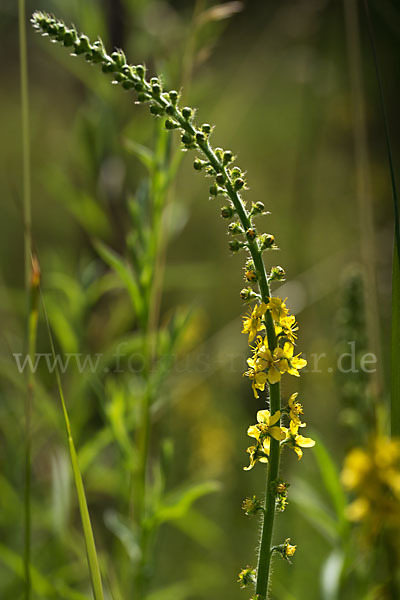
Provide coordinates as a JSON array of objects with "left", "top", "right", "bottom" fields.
[{"left": 1, "top": 0, "right": 398, "bottom": 598}]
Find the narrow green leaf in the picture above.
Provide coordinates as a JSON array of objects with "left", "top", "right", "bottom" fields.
[
  {"left": 154, "top": 481, "right": 220, "bottom": 525},
  {"left": 290, "top": 479, "right": 339, "bottom": 544},
  {"left": 41, "top": 293, "right": 105, "bottom": 600},
  {"left": 93, "top": 239, "right": 143, "bottom": 321},
  {"left": 393, "top": 248, "right": 400, "bottom": 435},
  {"left": 312, "top": 434, "right": 347, "bottom": 520},
  {"left": 124, "top": 139, "right": 155, "bottom": 172}
]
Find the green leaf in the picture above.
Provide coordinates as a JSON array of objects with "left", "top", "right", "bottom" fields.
[
  {"left": 42, "top": 297, "right": 105, "bottom": 600},
  {"left": 93, "top": 239, "right": 144, "bottom": 322},
  {"left": 290, "top": 478, "right": 339, "bottom": 544},
  {"left": 104, "top": 510, "right": 141, "bottom": 564},
  {"left": 124, "top": 139, "right": 155, "bottom": 172},
  {"left": 312, "top": 434, "right": 347, "bottom": 522},
  {"left": 153, "top": 481, "right": 220, "bottom": 525}
]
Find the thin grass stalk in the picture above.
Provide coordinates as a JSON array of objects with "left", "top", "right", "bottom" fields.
[
  {"left": 18, "top": 2, "right": 33, "bottom": 597},
  {"left": 40, "top": 292, "right": 105, "bottom": 600},
  {"left": 363, "top": 0, "right": 400, "bottom": 437}
]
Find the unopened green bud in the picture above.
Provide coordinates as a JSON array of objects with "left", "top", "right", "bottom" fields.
[
  {"left": 165, "top": 104, "right": 175, "bottom": 115},
  {"left": 201, "top": 123, "right": 212, "bottom": 134},
  {"left": 230, "top": 166, "right": 241, "bottom": 179},
  {"left": 134, "top": 81, "right": 144, "bottom": 91},
  {"left": 216, "top": 173, "right": 225, "bottom": 185},
  {"left": 234, "top": 178, "right": 244, "bottom": 191},
  {"left": 251, "top": 201, "right": 265, "bottom": 215},
  {"left": 111, "top": 50, "right": 126, "bottom": 67},
  {"left": 223, "top": 150, "right": 233, "bottom": 164},
  {"left": 209, "top": 184, "right": 219, "bottom": 196},
  {"left": 63, "top": 29, "right": 77, "bottom": 47},
  {"left": 240, "top": 287, "right": 258, "bottom": 301},
  {"left": 196, "top": 131, "right": 205, "bottom": 143},
  {"left": 182, "top": 133, "right": 193, "bottom": 145},
  {"left": 150, "top": 77, "right": 161, "bottom": 95},
  {"left": 165, "top": 119, "right": 177, "bottom": 130},
  {"left": 259, "top": 233, "right": 275, "bottom": 250},
  {"left": 74, "top": 34, "right": 90, "bottom": 55},
  {"left": 221, "top": 205, "right": 235, "bottom": 219},
  {"left": 113, "top": 72, "right": 126, "bottom": 83},
  {"left": 169, "top": 90, "right": 178, "bottom": 104},
  {"left": 150, "top": 103, "right": 163, "bottom": 115},
  {"left": 269, "top": 265, "right": 286, "bottom": 281},
  {"left": 246, "top": 228, "right": 257, "bottom": 241},
  {"left": 228, "top": 222, "right": 243, "bottom": 235},
  {"left": 102, "top": 61, "right": 115, "bottom": 73},
  {"left": 122, "top": 79, "right": 135, "bottom": 90},
  {"left": 229, "top": 239, "right": 245, "bottom": 253},
  {"left": 193, "top": 158, "right": 207, "bottom": 171},
  {"left": 135, "top": 64, "right": 146, "bottom": 79},
  {"left": 182, "top": 106, "right": 192, "bottom": 119},
  {"left": 137, "top": 92, "right": 150, "bottom": 102}
]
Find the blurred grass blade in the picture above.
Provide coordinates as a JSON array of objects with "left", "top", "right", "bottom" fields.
[
  {"left": 290, "top": 478, "right": 338, "bottom": 543},
  {"left": 154, "top": 481, "right": 220, "bottom": 525},
  {"left": 312, "top": 434, "right": 347, "bottom": 524},
  {"left": 41, "top": 292, "right": 105, "bottom": 600},
  {"left": 364, "top": 0, "right": 400, "bottom": 435},
  {"left": 94, "top": 239, "right": 144, "bottom": 322}
]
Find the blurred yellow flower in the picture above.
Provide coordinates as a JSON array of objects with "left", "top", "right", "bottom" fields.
[{"left": 341, "top": 437, "right": 400, "bottom": 541}]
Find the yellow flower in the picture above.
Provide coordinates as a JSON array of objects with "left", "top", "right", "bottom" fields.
[
  {"left": 256, "top": 345, "right": 283, "bottom": 384},
  {"left": 276, "top": 342, "right": 307, "bottom": 377},
  {"left": 275, "top": 314, "right": 298, "bottom": 344},
  {"left": 283, "top": 538, "right": 297, "bottom": 559},
  {"left": 242, "top": 302, "right": 267, "bottom": 343},
  {"left": 244, "top": 357, "right": 268, "bottom": 398},
  {"left": 283, "top": 421, "right": 315, "bottom": 460},
  {"left": 266, "top": 296, "right": 289, "bottom": 322},
  {"left": 247, "top": 409, "right": 286, "bottom": 442},
  {"left": 287, "top": 392, "right": 305, "bottom": 427},
  {"left": 243, "top": 440, "right": 270, "bottom": 471}
]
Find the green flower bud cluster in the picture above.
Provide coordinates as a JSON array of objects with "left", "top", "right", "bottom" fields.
[{"left": 31, "top": 11, "right": 281, "bottom": 304}]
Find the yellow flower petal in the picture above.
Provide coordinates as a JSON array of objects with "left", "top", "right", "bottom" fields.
[{"left": 269, "top": 426, "right": 286, "bottom": 441}]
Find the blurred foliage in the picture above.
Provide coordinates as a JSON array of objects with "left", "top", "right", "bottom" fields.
[{"left": 1, "top": 0, "right": 399, "bottom": 599}]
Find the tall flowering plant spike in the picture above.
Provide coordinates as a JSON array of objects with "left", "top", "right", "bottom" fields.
[{"left": 31, "top": 11, "right": 315, "bottom": 598}]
